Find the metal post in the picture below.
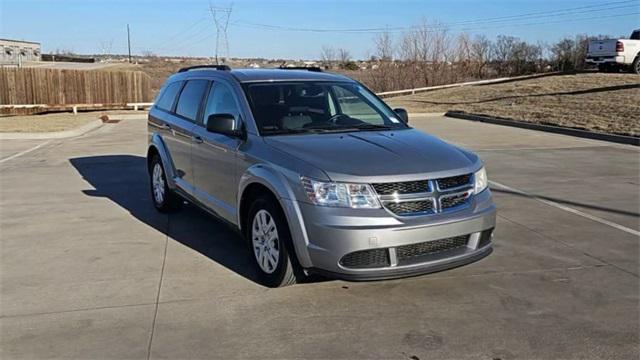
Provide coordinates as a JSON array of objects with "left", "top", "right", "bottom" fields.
[{"left": 127, "top": 24, "right": 132, "bottom": 63}]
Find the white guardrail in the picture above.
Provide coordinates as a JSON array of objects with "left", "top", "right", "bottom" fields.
[
  {"left": 0, "top": 102, "right": 154, "bottom": 113},
  {"left": 0, "top": 73, "right": 558, "bottom": 113}
]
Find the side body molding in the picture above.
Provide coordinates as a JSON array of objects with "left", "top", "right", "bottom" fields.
[{"left": 148, "top": 133, "right": 178, "bottom": 190}]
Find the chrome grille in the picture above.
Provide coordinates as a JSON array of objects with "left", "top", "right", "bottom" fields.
[
  {"left": 436, "top": 174, "right": 472, "bottom": 190},
  {"left": 441, "top": 191, "right": 471, "bottom": 209},
  {"left": 340, "top": 249, "right": 390, "bottom": 269},
  {"left": 371, "top": 180, "right": 430, "bottom": 195},
  {"left": 373, "top": 174, "right": 473, "bottom": 217},
  {"left": 386, "top": 200, "right": 434, "bottom": 215},
  {"left": 396, "top": 235, "right": 469, "bottom": 263}
]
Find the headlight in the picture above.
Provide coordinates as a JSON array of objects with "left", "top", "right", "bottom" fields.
[
  {"left": 301, "top": 177, "right": 381, "bottom": 209},
  {"left": 474, "top": 167, "right": 488, "bottom": 194}
]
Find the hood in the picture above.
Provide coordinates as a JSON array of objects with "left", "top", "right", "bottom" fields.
[{"left": 263, "top": 129, "right": 481, "bottom": 183}]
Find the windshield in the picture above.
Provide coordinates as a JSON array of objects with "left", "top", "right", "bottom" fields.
[{"left": 244, "top": 82, "right": 408, "bottom": 135}]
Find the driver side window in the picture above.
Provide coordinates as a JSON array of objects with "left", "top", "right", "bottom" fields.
[
  {"left": 332, "top": 86, "right": 384, "bottom": 124},
  {"left": 203, "top": 82, "right": 240, "bottom": 126}
]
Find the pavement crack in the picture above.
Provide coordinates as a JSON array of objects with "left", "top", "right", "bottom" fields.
[
  {"left": 146, "top": 213, "right": 170, "bottom": 360},
  {"left": 497, "top": 214, "right": 639, "bottom": 279}
]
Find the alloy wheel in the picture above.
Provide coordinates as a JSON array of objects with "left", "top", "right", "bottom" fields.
[
  {"left": 152, "top": 162, "right": 165, "bottom": 205},
  {"left": 251, "top": 209, "right": 280, "bottom": 274}
]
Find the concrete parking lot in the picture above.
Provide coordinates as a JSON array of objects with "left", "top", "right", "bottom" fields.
[{"left": 1, "top": 114, "right": 638, "bottom": 359}]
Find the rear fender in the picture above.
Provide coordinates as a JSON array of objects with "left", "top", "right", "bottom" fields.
[{"left": 148, "top": 133, "right": 177, "bottom": 189}]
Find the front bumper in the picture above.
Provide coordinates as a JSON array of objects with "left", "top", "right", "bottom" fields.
[{"left": 287, "top": 189, "right": 496, "bottom": 280}]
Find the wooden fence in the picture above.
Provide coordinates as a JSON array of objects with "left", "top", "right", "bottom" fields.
[{"left": 0, "top": 67, "right": 152, "bottom": 106}]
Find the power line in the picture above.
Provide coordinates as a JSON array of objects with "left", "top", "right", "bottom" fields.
[
  {"left": 233, "top": 11, "right": 639, "bottom": 36},
  {"left": 232, "top": 0, "right": 639, "bottom": 34}
]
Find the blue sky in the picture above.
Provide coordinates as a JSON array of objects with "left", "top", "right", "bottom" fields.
[{"left": 1, "top": 0, "right": 638, "bottom": 59}]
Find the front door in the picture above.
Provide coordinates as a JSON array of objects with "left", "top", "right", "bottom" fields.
[{"left": 192, "top": 81, "right": 242, "bottom": 223}]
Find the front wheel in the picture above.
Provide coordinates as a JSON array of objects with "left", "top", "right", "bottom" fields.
[{"left": 246, "top": 196, "right": 298, "bottom": 287}]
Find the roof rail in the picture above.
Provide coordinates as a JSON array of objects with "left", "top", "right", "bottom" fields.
[
  {"left": 178, "top": 65, "right": 231, "bottom": 72},
  {"left": 277, "top": 66, "right": 323, "bottom": 72}
]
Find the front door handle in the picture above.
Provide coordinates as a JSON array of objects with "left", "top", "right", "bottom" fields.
[{"left": 193, "top": 135, "right": 204, "bottom": 144}]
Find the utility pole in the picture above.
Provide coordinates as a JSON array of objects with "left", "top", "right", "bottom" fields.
[{"left": 127, "top": 24, "right": 132, "bottom": 63}]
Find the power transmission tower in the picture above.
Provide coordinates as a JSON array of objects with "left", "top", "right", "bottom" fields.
[{"left": 208, "top": 2, "right": 232, "bottom": 64}]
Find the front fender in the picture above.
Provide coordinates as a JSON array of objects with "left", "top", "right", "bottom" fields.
[
  {"left": 237, "top": 164, "right": 313, "bottom": 268},
  {"left": 148, "top": 133, "right": 177, "bottom": 190}
]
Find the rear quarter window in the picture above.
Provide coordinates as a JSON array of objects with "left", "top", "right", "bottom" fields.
[
  {"left": 155, "top": 81, "right": 183, "bottom": 112},
  {"left": 631, "top": 31, "right": 640, "bottom": 40}
]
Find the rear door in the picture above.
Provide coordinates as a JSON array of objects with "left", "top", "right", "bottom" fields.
[
  {"left": 192, "top": 80, "right": 243, "bottom": 222},
  {"left": 166, "top": 79, "right": 209, "bottom": 191}
]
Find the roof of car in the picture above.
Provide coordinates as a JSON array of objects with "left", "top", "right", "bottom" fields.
[
  {"left": 170, "top": 67, "right": 353, "bottom": 83},
  {"left": 230, "top": 68, "right": 352, "bottom": 83}
]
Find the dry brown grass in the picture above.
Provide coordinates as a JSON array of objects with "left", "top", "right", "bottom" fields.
[
  {"left": 0, "top": 112, "right": 104, "bottom": 132},
  {"left": 387, "top": 73, "right": 640, "bottom": 137}
]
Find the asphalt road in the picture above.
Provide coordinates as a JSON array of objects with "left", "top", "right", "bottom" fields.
[{"left": 1, "top": 114, "right": 638, "bottom": 359}]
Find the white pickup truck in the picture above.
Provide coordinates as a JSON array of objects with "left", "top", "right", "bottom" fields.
[{"left": 586, "top": 29, "right": 640, "bottom": 74}]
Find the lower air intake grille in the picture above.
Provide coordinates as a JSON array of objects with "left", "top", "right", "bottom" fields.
[
  {"left": 396, "top": 235, "right": 469, "bottom": 262},
  {"left": 386, "top": 200, "right": 434, "bottom": 215},
  {"left": 340, "top": 249, "right": 390, "bottom": 269}
]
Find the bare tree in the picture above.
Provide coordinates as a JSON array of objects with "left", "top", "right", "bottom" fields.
[
  {"left": 320, "top": 46, "right": 336, "bottom": 68},
  {"left": 471, "top": 35, "right": 492, "bottom": 78},
  {"left": 374, "top": 31, "right": 394, "bottom": 61},
  {"left": 337, "top": 48, "right": 351, "bottom": 65},
  {"left": 492, "top": 35, "right": 516, "bottom": 75},
  {"left": 454, "top": 32, "right": 472, "bottom": 81}
]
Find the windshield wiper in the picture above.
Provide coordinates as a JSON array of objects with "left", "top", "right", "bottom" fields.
[
  {"left": 262, "top": 128, "right": 332, "bottom": 135},
  {"left": 262, "top": 128, "right": 312, "bottom": 135},
  {"left": 351, "top": 123, "right": 394, "bottom": 130}
]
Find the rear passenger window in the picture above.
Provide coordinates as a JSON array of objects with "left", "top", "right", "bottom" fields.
[
  {"left": 155, "top": 81, "right": 183, "bottom": 111},
  {"left": 631, "top": 31, "right": 640, "bottom": 40},
  {"left": 175, "top": 80, "right": 209, "bottom": 122}
]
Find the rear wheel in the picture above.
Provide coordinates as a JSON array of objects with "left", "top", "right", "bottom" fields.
[
  {"left": 633, "top": 57, "right": 640, "bottom": 75},
  {"left": 149, "top": 155, "right": 181, "bottom": 212},
  {"left": 246, "top": 196, "right": 298, "bottom": 287}
]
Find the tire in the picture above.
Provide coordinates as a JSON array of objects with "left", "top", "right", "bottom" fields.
[
  {"left": 149, "top": 155, "right": 181, "bottom": 213},
  {"left": 246, "top": 195, "right": 298, "bottom": 287},
  {"left": 633, "top": 57, "right": 640, "bottom": 75}
]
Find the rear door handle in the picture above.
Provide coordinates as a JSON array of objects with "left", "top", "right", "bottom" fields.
[{"left": 193, "top": 135, "right": 204, "bottom": 144}]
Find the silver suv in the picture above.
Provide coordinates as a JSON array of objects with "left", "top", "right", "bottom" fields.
[{"left": 147, "top": 65, "right": 496, "bottom": 287}]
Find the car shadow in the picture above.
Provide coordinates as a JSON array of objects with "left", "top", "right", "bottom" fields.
[{"left": 69, "top": 154, "right": 266, "bottom": 285}]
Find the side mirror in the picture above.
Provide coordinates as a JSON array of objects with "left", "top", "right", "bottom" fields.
[
  {"left": 206, "top": 113, "right": 245, "bottom": 139},
  {"left": 393, "top": 108, "right": 409, "bottom": 124}
]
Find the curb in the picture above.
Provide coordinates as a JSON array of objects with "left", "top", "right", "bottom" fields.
[
  {"left": 0, "top": 119, "right": 104, "bottom": 140},
  {"left": 408, "top": 112, "right": 446, "bottom": 117},
  {"left": 444, "top": 111, "right": 639, "bottom": 146}
]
